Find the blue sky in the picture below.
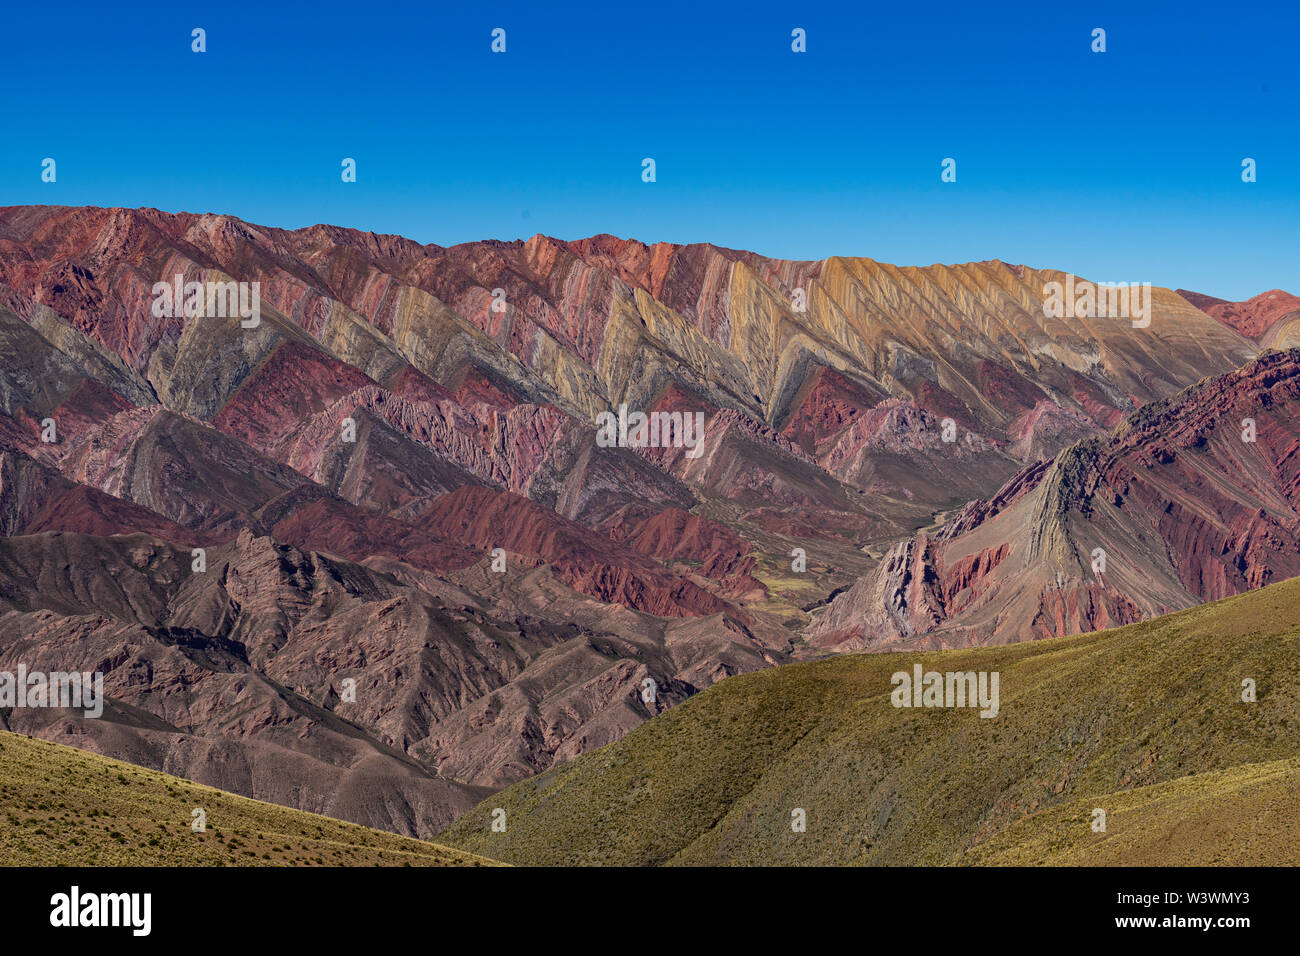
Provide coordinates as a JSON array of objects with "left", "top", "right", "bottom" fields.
[{"left": 2, "top": 0, "right": 1296, "bottom": 299}]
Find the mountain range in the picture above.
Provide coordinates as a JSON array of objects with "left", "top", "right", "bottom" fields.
[{"left": 1, "top": 203, "right": 1296, "bottom": 842}]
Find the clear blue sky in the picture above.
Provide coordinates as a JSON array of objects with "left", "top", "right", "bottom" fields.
[{"left": 2, "top": 0, "right": 1296, "bottom": 300}]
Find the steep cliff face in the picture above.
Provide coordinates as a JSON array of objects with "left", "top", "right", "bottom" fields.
[
  {"left": 810, "top": 349, "right": 1300, "bottom": 650},
  {"left": 0, "top": 203, "right": 1288, "bottom": 838}
]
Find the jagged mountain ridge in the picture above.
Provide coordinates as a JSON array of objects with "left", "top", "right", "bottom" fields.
[{"left": 0, "top": 205, "right": 1257, "bottom": 524}]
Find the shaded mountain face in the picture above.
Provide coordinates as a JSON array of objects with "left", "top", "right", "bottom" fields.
[
  {"left": 0, "top": 202, "right": 1281, "bottom": 836},
  {"left": 810, "top": 348, "right": 1300, "bottom": 651},
  {"left": 0, "top": 527, "right": 780, "bottom": 838}
]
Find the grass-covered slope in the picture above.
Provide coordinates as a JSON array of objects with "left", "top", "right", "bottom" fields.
[
  {"left": 0, "top": 732, "right": 500, "bottom": 866},
  {"left": 965, "top": 755, "right": 1300, "bottom": 865},
  {"left": 440, "top": 576, "right": 1300, "bottom": 865}
]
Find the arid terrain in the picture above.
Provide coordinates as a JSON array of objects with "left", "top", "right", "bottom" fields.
[{"left": 2, "top": 203, "right": 1296, "bottom": 846}]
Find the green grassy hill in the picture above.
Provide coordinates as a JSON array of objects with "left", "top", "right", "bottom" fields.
[
  {"left": 439, "top": 576, "right": 1300, "bottom": 865},
  {"left": 0, "top": 732, "right": 500, "bottom": 866}
]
